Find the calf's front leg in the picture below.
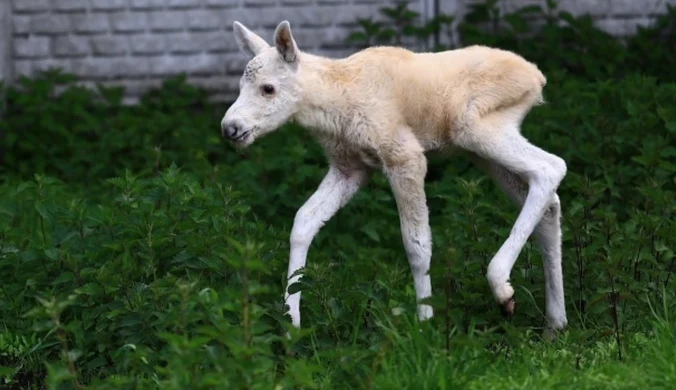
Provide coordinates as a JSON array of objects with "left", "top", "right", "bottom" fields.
[
  {"left": 384, "top": 151, "right": 434, "bottom": 322},
  {"left": 285, "top": 164, "right": 369, "bottom": 328}
]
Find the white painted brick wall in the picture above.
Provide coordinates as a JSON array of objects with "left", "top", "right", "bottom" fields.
[
  {"left": 0, "top": 2, "right": 11, "bottom": 84},
  {"left": 3, "top": 0, "right": 675, "bottom": 103},
  {"left": 8, "top": 0, "right": 416, "bottom": 102}
]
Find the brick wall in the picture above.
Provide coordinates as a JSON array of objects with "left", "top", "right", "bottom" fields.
[
  {"left": 0, "top": 2, "right": 12, "bottom": 85},
  {"left": 3, "top": 0, "right": 675, "bottom": 103},
  {"left": 7, "top": 0, "right": 420, "bottom": 103}
]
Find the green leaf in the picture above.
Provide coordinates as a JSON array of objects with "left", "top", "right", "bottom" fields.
[
  {"left": 52, "top": 272, "right": 75, "bottom": 285},
  {"left": 34, "top": 202, "right": 51, "bottom": 221},
  {"left": 118, "top": 314, "right": 142, "bottom": 328},
  {"left": 16, "top": 181, "right": 37, "bottom": 194},
  {"left": 75, "top": 283, "right": 103, "bottom": 296},
  {"left": 86, "top": 355, "right": 108, "bottom": 371},
  {"left": 361, "top": 225, "right": 380, "bottom": 243}
]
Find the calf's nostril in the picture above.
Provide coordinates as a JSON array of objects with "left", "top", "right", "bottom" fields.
[
  {"left": 222, "top": 122, "right": 240, "bottom": 138},
  {"left": 228, "top": 124, "right": 239, "bottom": 138}
]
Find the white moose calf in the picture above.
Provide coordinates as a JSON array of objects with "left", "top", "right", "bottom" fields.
[{"left": 221, "top": 20, "right": 569, "bottom": 337}]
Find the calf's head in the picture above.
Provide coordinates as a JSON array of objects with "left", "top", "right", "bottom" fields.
[{"left": 221, "top": 20, "right": 302, "bottom": 147}]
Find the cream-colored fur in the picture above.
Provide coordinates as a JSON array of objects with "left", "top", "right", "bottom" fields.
[{"left": 221, "top": 21, "right": 568, "bottom": 338}]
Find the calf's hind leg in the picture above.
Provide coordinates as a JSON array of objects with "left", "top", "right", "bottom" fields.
[
  {"left": 454, "top": 120, "right": 567, "bottom": 316},
  {"left": 473, "top": 156, "right": 567, "bottom": 334}
]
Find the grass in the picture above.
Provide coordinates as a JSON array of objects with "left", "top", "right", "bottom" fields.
[{"left": 282, "top": 296, "right": 676, "bottom": 390}]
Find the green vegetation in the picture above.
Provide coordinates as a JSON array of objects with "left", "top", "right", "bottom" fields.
[{"left": 1, "top": 1, "right": 675, "bottom": 388}]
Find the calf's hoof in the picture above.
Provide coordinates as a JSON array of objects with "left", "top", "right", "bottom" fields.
[{"left": 500, "top": 296, "right": 515, "bottom": 318}]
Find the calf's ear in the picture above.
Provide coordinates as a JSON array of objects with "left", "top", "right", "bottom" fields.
[
  {"left": 274, "top": 21, "right": 299, "bottom": 63},
  {"left": 233, "top": 21, "right": 270, "bottom": 59}
]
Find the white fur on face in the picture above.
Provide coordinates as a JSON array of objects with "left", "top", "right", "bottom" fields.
[
  {"left": 222, "top": 49, "right": 302, "bottom": 145},
  {"left": 222, "top": 21, "right": 301, "bottom": 146}
]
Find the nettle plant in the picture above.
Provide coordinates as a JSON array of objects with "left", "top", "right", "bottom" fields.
[{"left": 0, "top": 168, "right": 318, "bottom": 388}]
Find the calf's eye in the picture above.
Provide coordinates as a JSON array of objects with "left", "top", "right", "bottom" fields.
[{"left": 262, "top": 84, "right": 275, "bottom": 95}]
